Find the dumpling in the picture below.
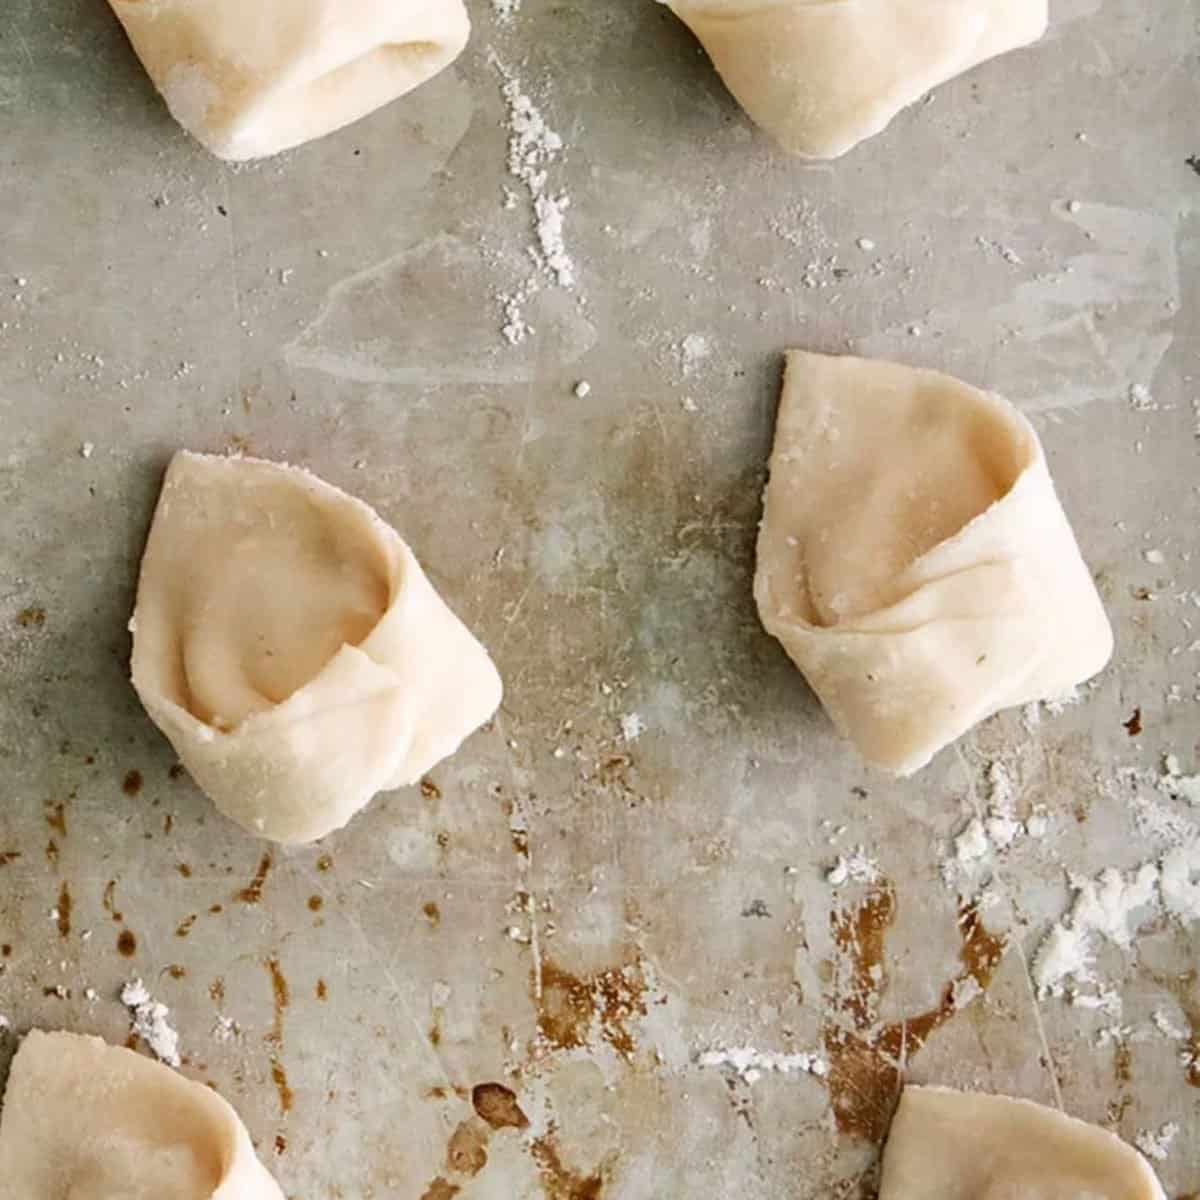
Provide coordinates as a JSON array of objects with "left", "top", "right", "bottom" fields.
[
  {"left": 130, "top": 451, "right": 502, "bottom": 844},
  {"left": 662, "top": 0, "right": 1048, "bottom": 158},
  {"left": 105, "top": 0, "right": 471, "bottom": 160},
  {"left": 880, "top": 1086, "right": 1166, "bottom": 1200},
  {"left": 0, "top": 1030, "right": 283, "bottom": 1200},
  {"left": 754, "top": 351, "right": 1112, "bottom": 775}
]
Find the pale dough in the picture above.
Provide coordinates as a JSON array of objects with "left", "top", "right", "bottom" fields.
[
  {"left": 662, "top": 0, "right": 1048, "bottom": 158},
  {"left": 130, "top": 451, "right": 502, "bottom": 844},
  {"left": 880, "top": 1086, "right": 1166, "bottom": 1200},
  {"left": 0, "top": 1030, "right": 283, "bottom": 1200},
  {"left": 754, "top": 352, "right": 1112, "bottom": 775},
  {"left": 106, "top": 0, "right": 470, "bottom": 160}
]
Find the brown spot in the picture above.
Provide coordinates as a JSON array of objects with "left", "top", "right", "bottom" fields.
[
  {"left": 274, "top": 1134, "right": 287, "bottom": 1155},
  {"left": 16, "top": 607, "right": 45, "bottom": 627},
  {"left": 167, "top": 964, "right": 186, "bottom": 979},
  {"left": 168, "top": 763, "right": 186, "bottom": 780},
  {"left": 270, "top": 1059, "right": 294, "bottom": 1114},
  {"left": 43, "top": 986, "right": 69, "bottom": 999},
  {"left": 163, "top": 813, "right": 174, "bottom": 834},
  {"left": 1124, "top": 708, "right": 1143, "bottom": 737},
  {"left": 56, "top": 881, "right": 72, "bottom": 938},
  {"left": 446, "top": 1120, "right": 488, "bottom": 1177},
  {"left": 210, "top": 977, "right": 225, "bottom": 1005},
  {"left": 175, "top": 914, "right": 197, "bottom": 938},
  {"left": 419, "top": 1180, "right": 460, "bottom": 1200},
  {"left": 122, "top": 769, "right": 143, "bottom": 796},
  {"left": 421, "top": 778, "right": 442, "bottom": 801},
  {"left": 436, "top": 830, "right": 451, "bottom": 850},
  {"left": 531, "top": 1135, "right": 604, "bottom": 1200},
  {"left": 422, "top": 900, "right": 441, "bottom": 926},
  {"left": 102, "top": 879, "right": 123, "bottom": 921},
  {"left": 117, "top": 929, "right": 137, "bottom": 957},
  {"left": 316, "top": 854, "right": 333, "bottom": 872},
  {"left": 307, "top": 894, "right": 323, "bottom": 912},
  {"left": 429, "top": 1011, "right": 442, "bottom": 1046},
  {"left": 316, "top": 978, "right": 328, "bottom": 1001},
  {"left": 511, "top": 827, "right": 530, "bottom": 858},
  {"left": 177, "top": 863, "right": 192, "bottom": 878},
  {"left": 472, "top": 1082, "right": 529, "bottom": 1130},
  {"left": 822, "top": 886, "right": 1006, "bottom": 1144},
  {"left": 45, "top": 838, "right": 58, "bottom": 865},
  {"left": 538, "top": 959, "right": 648, "bottom": 1060},
  {"left": 236, "top": 853, "right": 273, "bottom": 904},
  {"left": 209, "top": 903, "right": 223, "bottom": 914},
  {"left": 1, "top": 945, "right": 11, "bottom": 957},
  {"left": 0, "top": 851, "right": 20, "bottom": 866},
  {"left": 265, "top": 957, "right": 290, "bottom": 1045},
  {"left": 46, "top": 803, "right": 66, "bottom": 836}
]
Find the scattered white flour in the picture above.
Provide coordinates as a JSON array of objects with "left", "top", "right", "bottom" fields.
[
  {"left": 678, "top": 333, "right": 711, "bottom": 375},
  {"left": 1152, "top": 1007, "right": 1189, "bottom": 1041},
  {"left": 121, "top": 978, "right": 181, "bottom": 1067},
  {"left": 1129, "top": 383, "right": 1155, "bottom": 412},
  {"left": 1135, "top": 1122, "right": 1179, "bottom": 1162},
  {"left": 1161, "top": 755, "right": 1200, "bottom": 806},
  {"left": 826, "top": 847, "right": 880, "bottom": 887},
  {"left": 1069, "top": 864, "right": 1159, "bottom": 949},
  {"left": 697, "top": 1045, "right": 828, "bottom": 1085},
  {"left": 493, "top": 54, "right": 575, "bottom": 284},
  {"left": 79, "top": 442, "right": 94, "bottom": 459},
  {"left": 1160, "top": 841, "right": 1200, "bottom": 922},
  {"left": 620, "top": 712, "right": 646, "bottom": 743},
  {"left": 954, "top": 818, "right": 991, "bottom": 864},
  {"left": 212, "top": 1014, "right": 238, "bottom": 1042},
  {"left": 0, "top": 1015, "right": 10, "bottom": 1034},
  {"left": 573, "top": 380, "right": 591, "bottom": 398},
  {"left": 1034, "top": 851, "right": 1200, "bottom": 1000}
]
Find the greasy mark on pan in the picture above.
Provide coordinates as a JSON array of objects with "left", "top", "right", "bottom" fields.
[
  {"left": 177, "top": 863, "right": 192, "bottom": 878},
  {"left": 472, "top": 1082, "right": 529, "bottom": 1130},
  {"left": 822, "top": 884, "right": 1006, "bottom": 1143},
  {"left": 531, "top": 1135, "right": 605, "bottom": 1200},
  {"left": 271, "top": 1060, "right": 294, "bottom": 1114},
  {"left": 122, "top": 769, "right": 143, "bottom": 796},
  {"left": 264, "top": 957, "right": 293, "bottom": 1115},
  {"left": 316, "top": 978, "right": 328, "bottom": 1001},
  {"left": 167, "top": 964, "right": 186, "bottom": 979},
  {"left": 1124, "top": 707, "right": 1143, "bottom": 737},
  {"left": 0, "top": 851, "right": 21, "bottom": 867},
  {"left": 16, "top": 606, "right": 45, "bottom": 627},
  {"left": 307, "top": 895, "right": 323, "bottom": 912},
  {"left": 176, "top": 913, "right": 197, "bottom": 938},
  {"left": 236, "top": 853, "right": 273, "bottom": 903},
  {"left": 537, "top": 958, "right": 648, "bottom": 1059},
  {"left": 103, "top": 879, "right": 123, "bottom": 921},
  {"left": 56, "top": 881, "right": 72, "bottom": 938},
  {"left": 117, "top": 929, "right": 137, "bottom": 957},
  {"left": 45, "top": 839, "right": 58, "bottom": 865},
  {"left": 46, "top": 803, "right": 66, "bottom": 837},
  {"left": 419, "top": 1180, "right": 460, "bottom": 1200},
  {"left": 266, "top": 957, "right": 290, "bottom": 1040},
  {"left": 316, "top": 853, "right": 333, "bottom": 872},
  {"left": 421, "top": 778, "right": 442, "bottom": 801},
  {"left": 422, "top": 900, "right": 441, "bottom": 926},
  {"left": 446, "top": 1120, "right": 489, "bottom": 1176}
]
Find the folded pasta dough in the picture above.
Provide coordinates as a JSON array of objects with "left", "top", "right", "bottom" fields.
[
  {"left": 130, "top": 451, "right": 503, "bottom": 844},
  {"left": 0, "top": 1030, "right": 283, "bottom": 1200},
  {"left": 879, "top": 1087, "right": 1166, "bottom": 1200},
  {"left": 754, "top": 352, "right": 1112, "bottom": 775},
  {"left": 106, "top": 0, "right": 471, "bottom": 160},
  {"left": 662, "top": 0, "right": 1048, "bottom": 158}
]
